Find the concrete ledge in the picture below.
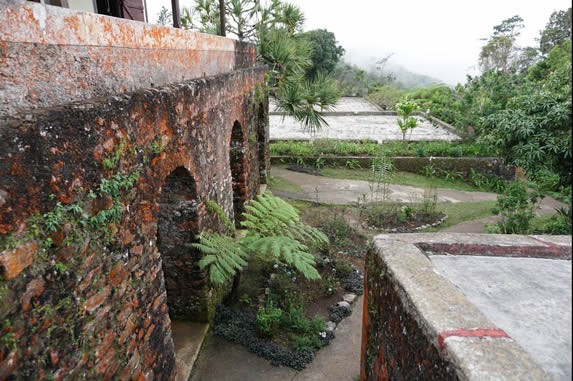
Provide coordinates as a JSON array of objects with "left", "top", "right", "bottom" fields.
[
  {"left": 0, "top": 1, "right": 256, "bottom": 119},
  {"left": 361, "top": 233, "right": 571, "bottom": 380}
]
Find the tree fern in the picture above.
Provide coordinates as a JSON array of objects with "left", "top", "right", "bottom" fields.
[
  {"left": 194, "top": 233, "right": 248, "bottom": 284},
  {"left": 241, "top": 192, "right": 328, "bottom": 246},
  {"left": 194, "top": 192, "right": 326, "bottom": 285},
  {"left": 243, "top": 235, "right": 320, "bottom": 280}
]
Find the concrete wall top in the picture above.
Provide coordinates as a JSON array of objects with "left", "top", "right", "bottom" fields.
[{"left": 0, "top": 1, "right": 257, "bottom": 119}]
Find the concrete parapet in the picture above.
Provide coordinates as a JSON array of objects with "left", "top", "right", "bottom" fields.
[
  {"left": 0, "top": 1, "right": 256, "bottom": 119},
  {"left": 361, "top": 233, "right": 571, "bottom": 380}
]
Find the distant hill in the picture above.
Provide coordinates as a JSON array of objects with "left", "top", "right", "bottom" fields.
[
  {"left": 385, "top": 63, "right": 445, "bottom": 89},
  {"left": 343, "top": 54, "right": 447, "bottom": 90}
]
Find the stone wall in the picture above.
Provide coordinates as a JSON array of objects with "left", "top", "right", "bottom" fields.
[
  {"left": 0, "top": 2, "right": 268, "bottom": 379},
  {"left": 271, "top": 156, "right": 515, "bottom": 180}
]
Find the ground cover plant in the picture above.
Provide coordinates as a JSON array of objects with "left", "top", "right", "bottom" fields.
[{"left": 196, "top": 193, "right": 367, "bottom": 370}]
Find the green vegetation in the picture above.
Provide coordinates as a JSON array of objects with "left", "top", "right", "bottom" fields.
[
  {"left": 185, "top": 0, "right": 342, "bottom": 132},
  {"left": 270, "top": 139, "right": 495, "bottom": 158},
  {"left": 195, "top": 193, "right": 328, "bottom": 285}
]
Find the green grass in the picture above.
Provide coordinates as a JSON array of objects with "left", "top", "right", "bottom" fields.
[
  {"left": 320, "top": 168, "right": 481, "bottom": 192},
  {"left": 423, "top": 200, "right": 497, "bottom": 231}
]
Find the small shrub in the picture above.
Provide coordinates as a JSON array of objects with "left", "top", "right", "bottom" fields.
[
  {"left": 494, "top": 180, "right": 540, "bottom": 234},
  {"left": 530, "top": 207, "right": 572, "bottom": 235},
  {"left": 322, "top": 274, "right": 339, "bottom": 296},
  {"left": 257, "top": 301, "right": 283, "bottom": 337},
  {"left": 345, "top": 159, "right": 361, "bottom": 169},
  {"left": 293, "top": 335, "right": 323, "bottom": 352},
  {"left": 448, "top": 146, "right": 462, "bottom": 157}
]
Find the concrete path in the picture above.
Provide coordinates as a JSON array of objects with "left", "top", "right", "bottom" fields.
[
  {"left": 271, "top": 167, "right": 497, "bottom": 205},
  {"left": 190, "top": 296, "right": 363, "bottom": 381},
  {"left": 270, "top": 167, "right": 566, "bottom": 234}
]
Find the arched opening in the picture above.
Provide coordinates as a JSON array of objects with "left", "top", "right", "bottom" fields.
[
  {"left": 256, "top": 103, "right": 269, "bottom": 184},
  {"left": 157, "top": 166, "right": 209, "bottom": 380},
  {"left": 229, "top": 121, "right": 247, "bottom": 224},
  {"left": 157, "top": 166, "right": 208, "bottom": 321}
]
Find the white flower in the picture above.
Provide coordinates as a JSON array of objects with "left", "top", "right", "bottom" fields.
[{"left": 319, "top": 332, "right": 327, "bottom": 338}]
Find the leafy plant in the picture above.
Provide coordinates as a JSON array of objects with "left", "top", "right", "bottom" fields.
[
  {"left": 256, "top": 301, "right": 283, "bottom": 337},
  {"left": 493, "top": 180, "right": 541, "bottom": 234},
  {"left": 195, "top": 193, "right": 328, "bottom": 284},
  {"left": 395, "top": 98, "right": 418, "bottom": 141}
]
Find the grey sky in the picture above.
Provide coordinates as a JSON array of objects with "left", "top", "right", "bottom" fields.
[{"left": 146, "top": 0, "right": 571, "bottom": 85}]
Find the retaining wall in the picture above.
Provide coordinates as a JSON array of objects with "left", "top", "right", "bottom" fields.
[{"left": 271, "top": 156, "right": 515, "bottom": 180}]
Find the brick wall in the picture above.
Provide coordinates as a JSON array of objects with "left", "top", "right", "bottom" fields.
[{"left": 0, "top": 2, "right": 268, "bottom": 379}]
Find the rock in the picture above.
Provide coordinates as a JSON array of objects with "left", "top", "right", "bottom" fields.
[
  {"left": 336, "top": 301, "right": 351, "bottom": 309},
  {"left": 343, "top": 293, "right": 356, "bottom": 304},
  {"left": 325, "top": 321, "right": 337, "bottom": 332}
]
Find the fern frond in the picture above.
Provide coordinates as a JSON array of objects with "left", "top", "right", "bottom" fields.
[
  {"left": 193, "top": 233, "right": 248, "bottom": 284},
  {"left": 205, "top": 200, "right": 235, "bottom": 232},
  {"left": 243, "top": 235, "right": 320, "bottom": 280}
]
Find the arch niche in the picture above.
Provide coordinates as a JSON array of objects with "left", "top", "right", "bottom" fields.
[{"left": 156, "top": 166, "right": 209, "bottom": 322}]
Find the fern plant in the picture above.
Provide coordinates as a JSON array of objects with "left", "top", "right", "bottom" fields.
[
  {"left": 194, "top": 192, "right": 327, "bottom": 284},
  {"left": 195, "top": 233, "right": 248, "bottom": 284}
]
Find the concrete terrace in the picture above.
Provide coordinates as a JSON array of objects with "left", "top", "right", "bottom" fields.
[{"left": 269, "top": 97, "right": 461, "bottom": 142}]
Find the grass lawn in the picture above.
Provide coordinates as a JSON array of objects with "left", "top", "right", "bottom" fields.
[
  {"left": 423, "top": 200, "right": 497, "bottom": 231},
  {"left": 320, "top": 168, "right": 481, "bottom": 192}
]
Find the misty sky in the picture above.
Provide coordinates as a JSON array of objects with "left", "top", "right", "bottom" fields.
[{"left": 146, "top": 0, "right": 571, "bottom": 85}]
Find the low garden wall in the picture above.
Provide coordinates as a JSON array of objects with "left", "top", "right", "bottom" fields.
[{"left": 271, "top": 156, "right": 515, "bottom": 180}]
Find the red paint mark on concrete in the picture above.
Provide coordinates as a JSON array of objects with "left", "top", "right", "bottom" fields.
[
  {"left": 438, "top": 328, "right": 510, "bottom": 351},
  {"left": 528, "top": 236, "right": 565, "bottom": 248}
]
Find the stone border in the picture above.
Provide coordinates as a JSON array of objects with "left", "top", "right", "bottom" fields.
[
  {"left": 361, "top": 233, "right": 571, "bottom": 380},
  {"left": 362, "top": 214, "right": 448, "bottom": 233}
]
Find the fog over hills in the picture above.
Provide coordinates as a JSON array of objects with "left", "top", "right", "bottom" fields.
[{"left": 344, "top": 54, "right": 447, "bottom": 89}]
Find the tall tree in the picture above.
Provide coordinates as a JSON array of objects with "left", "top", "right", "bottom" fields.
[
  {"left": 302, "top": 29, "right": 345, "bottom": 79},
  {"left": 479, "top": 15, "right": 524, "bottom": 73},
  {"left": 539, "top": 8, "right": 572, "bottom": 55}
]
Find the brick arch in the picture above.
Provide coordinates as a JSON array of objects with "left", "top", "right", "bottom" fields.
[
  {"left": 157, "top": 166, "right": 209, "bottom": 322},
  {"left": 229, "top": 120, "right": 247, "bottom": 224}
]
